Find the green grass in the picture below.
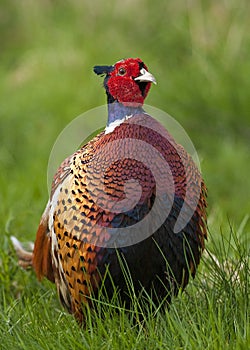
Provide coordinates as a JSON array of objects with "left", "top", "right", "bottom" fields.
[
  {"left": 1, "top": 226, "right": 249, "bottom": 349},
  {"left": 0, "top": 0, "right": 249, "bottom": 349}
]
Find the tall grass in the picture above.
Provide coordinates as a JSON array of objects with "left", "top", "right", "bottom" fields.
[{"left": 0, "top": 221, "right": 249, "bottom": 349}]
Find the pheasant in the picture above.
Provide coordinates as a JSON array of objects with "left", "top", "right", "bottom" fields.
[{"left": 12, "top": 58, "right": 207, "bottom": 323}]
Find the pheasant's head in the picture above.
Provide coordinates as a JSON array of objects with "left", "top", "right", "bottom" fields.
[{"left": 94, "top": 58, "right": 156, "bottom": 107}]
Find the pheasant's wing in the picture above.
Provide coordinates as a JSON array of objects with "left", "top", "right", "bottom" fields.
[
  {"left": 32, "top": 133, "right": 102, "bottom": 283},
  {"left": 32, "top": 152, "right": 74, "bottom": 282}
]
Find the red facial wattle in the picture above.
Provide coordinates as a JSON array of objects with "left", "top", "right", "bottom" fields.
[
  {"left": 106, "top": 58, "right": 153, "bottom": 106},
  {"left": 107, "top": 76, "right": 146, "bottom": 106}
]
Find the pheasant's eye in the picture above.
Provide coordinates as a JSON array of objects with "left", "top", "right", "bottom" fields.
[{"left": 118, "top": 67, "right": 126, "bottom": 76}]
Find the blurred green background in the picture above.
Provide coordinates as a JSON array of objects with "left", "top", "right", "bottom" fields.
[{"left": 1, "top": 0, "right": 249, "bottom": 241}]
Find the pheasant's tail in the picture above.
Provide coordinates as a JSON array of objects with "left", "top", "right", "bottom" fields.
[{"left": 11, "top": 236, "right": 34, "bottom": 269}]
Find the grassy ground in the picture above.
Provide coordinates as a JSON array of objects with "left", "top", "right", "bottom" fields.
[{"left": 0, "top": 1, "right": 249, "bottom": 349}]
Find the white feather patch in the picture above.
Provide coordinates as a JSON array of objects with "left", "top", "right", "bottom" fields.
[{"left": 105, "top": 114, "right": 133, "bottom": 134}]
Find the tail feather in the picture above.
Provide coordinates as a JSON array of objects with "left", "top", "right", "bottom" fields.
[{"left": 11, "top": 236, "right": 33, "bottom": 269}]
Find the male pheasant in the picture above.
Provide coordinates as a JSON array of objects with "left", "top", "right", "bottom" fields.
[{"left": 12, "top": 58, "right": 207, "bottom": 323}]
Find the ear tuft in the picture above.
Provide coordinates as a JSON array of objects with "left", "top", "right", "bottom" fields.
[{"left": 93, "top": 65, "right": 114, "bottom": 76}]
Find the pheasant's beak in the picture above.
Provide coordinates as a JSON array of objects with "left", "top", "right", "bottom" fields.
[{"left": 134, "top": 68, "right": 157, "bottom": 85}]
